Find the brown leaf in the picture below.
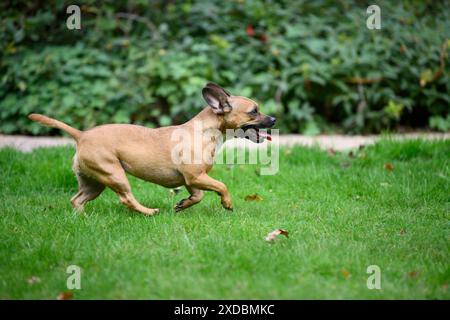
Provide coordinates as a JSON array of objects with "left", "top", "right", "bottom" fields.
[
  {"left": 245, "top": 194, "right": 263, "bottom": 202},
  {"left": 408, "top": 271, "right": 420, "bottom": 278},
  {"left": 327, "top": 148, "right": 337, "bottom": 156},
  {"left": 384, "top": 163, "right": 394, "bottom": 171},
  {"left": 57, "top": 291, "right": 74, "bottom": 300},
  {"left": 341, "top": 268, "right": 351, "bottom": 278},
  {"left": 265, "top": 229, "right": 289, "bottom": 242},
  {"left": 27, "top": 276, "right": 41, "bottom": 285}
]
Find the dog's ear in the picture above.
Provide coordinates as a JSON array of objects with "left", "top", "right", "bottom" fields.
[
  {"left": 205, "top": 82, "right": 231, "bottom": 97},
  {"left": 202, "top": 86, "right": 232, "bottom": 114}
]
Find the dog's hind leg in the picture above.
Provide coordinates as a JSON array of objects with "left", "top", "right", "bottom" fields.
[
  {"left": 174, "top": 186, "right": 204, "bottom": 212},
  {"left": 76, "top": 150, "right": 159, "bottom": 216},
  {"left": 71, "top": 173, "right": 105, "bottom": 211},
  {"left": 91, "top": 163, "right": 159, "bottom": 216}
]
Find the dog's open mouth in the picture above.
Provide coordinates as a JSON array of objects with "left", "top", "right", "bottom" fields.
[{"left": 238, "top": 125, "right": 272, "bottom": 143}]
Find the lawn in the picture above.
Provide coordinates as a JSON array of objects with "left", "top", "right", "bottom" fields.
[{"left": 0, "top": 139, "right": 449, "bottom": 299}]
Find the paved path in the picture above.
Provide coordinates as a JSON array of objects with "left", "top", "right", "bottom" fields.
[{"left": 1, "top": 133, "right": 448, "bottom": 152}]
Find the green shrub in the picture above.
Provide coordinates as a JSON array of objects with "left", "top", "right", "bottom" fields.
[{"left": 0, "top": 0, "right": 449, "bottom": 135}]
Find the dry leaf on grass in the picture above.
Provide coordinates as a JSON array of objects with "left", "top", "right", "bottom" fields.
[
  {"left": 384, "top": 163, "right": 394, "bottom": 171},
  {"left": 265, "top": 229, "right": 289, "bottom": 242},
  {"left": 341, "top": 268, "right": 351, "bottom": 278},
  {"left": 27, "top": 276, "right": 41, "bottom": 285},
  {"left": 327, "top": 148, "right": 337, "bottom": 156},
  {"left": 245, "top": 194, "right": 263, "bottom": 201},
  {"left": 57, "top": 291, "right": 74, "bottom": 300},
  {"left": 408, "top": 271, "right": 420, "bottom": 278}
]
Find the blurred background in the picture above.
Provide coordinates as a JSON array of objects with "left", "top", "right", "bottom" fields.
[{"left": 0, "top": 0, "right": 449, "bottom": 136}]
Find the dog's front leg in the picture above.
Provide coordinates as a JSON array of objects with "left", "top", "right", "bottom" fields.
[
  {"left": 174, "top": 186, "right": 204, "bottom": 212},
  {"left": 185, "top": 173, "right": 233, "bottom": 211}
]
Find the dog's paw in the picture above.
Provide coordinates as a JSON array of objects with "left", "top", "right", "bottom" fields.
[
  {"left": 174, "top": 205, "right": 184, "bottom": 213},
  {"left": 143, "top": 208, "right": 160, "bottom": 216},
  {"left": 221, "top": 199, "right": 233, "bottom": 211},
  {"left": 174, "top": 199, "right": 187, "bottom": 212}
]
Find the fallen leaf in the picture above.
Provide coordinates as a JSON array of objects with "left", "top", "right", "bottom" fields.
[
  {"left": 27, "top": 276, "right": 41, "bottom": 285},
  {"left": 408, "top": 271, "right": 420, "bottom": 278},
  {"left": 341, "top": 268, "right": 351, "bottom": 278},
  {"left": 265, "top": 229, "right": 289, "bottom": 242},
  {"left": 384, "top": 163, "right": 394, "bottom": 171},
  {"left": 245, "top": 194, "right": 263, "bottom": 201},
  {"left": 57, "top": 291, "right": 74, "bottom": 300},
  {"left": 327, "top": 148, "right": 337, "bottom": 156}
]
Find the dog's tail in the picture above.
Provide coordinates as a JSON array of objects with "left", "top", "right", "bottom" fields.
[{"left": 28, "top": 114, "right": 81, "bottom": 142}]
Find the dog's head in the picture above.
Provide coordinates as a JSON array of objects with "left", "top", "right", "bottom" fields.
[{"left": 202, "top": 83, "right": 276, "bottom": 143}]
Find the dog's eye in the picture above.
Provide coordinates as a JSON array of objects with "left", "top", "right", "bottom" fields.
[{"left": 248, "top": 108, "right": 258, "bottom": 116}]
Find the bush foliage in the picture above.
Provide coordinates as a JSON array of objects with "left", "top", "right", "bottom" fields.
[{"left": 0, "top": 0, "right": 449, "bottom": 135}]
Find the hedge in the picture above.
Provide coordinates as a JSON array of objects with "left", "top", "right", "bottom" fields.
[{"left": 0, "top": 0, "right": 449, "bottom": 135}]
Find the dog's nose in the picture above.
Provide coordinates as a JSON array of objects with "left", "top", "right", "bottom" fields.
[{"left": 269, "top": 116, "right": 276, "bottom": 126}]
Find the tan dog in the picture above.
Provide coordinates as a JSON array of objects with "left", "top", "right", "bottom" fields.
[{"left": 29, "top": 83, "right": 276, "bottom": 216}]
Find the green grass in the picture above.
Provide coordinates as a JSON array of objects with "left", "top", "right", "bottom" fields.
[{"left": 0, "top": 139, "right": 449, "bottom": 299}]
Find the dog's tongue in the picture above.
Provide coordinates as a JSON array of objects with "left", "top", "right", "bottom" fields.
[{"left": 259, "top": 131, "right": 272, "bottom": 141}]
